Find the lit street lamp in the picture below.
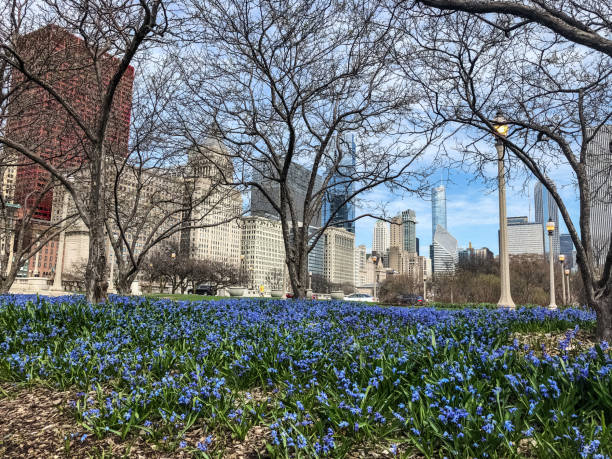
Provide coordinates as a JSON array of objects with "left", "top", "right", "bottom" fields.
[
  {"left": 559, "top": 254, "right": 566, "bottom": 305},
  {"left": 494, "top": 112, "right": 515, "bottom": 308},
  {"left": 565, "top": 268, "right": 571, "bottom": 305},
  {"left": 546, "top": 218, "right": 556, "bottom": 309}
]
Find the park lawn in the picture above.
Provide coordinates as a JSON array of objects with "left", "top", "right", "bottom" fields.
[
  {"left": 142, "top": 292, "right": 226, "bottom": 302},
  {"left": 0, "top": 295, "right": 609, "bottom": 458}
]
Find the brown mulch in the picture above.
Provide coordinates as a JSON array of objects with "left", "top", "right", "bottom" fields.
[
  {"left": 0, "top": 383, "right": 272, "bottom": 458},
  {"left": 511, "top": 328, "right": 598, "bottom": 357}
]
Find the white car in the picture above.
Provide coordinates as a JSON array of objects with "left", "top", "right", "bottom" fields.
[{"left": 344, "top": 293, "right": 375, "bottom": 302}]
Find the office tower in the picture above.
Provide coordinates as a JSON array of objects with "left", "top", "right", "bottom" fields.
[
  {"left": 250, "top": 163, "right": 323, "bottom": 226},
  {"left": 431, "top": 185, "right": 447, "bottom": 242},
  {"left": 9, "top": 25, "right": 134, "bottom": 220},
  {"left": 307, "top": 231, "right": 326, "bottom": 277},
  {"left": 585, "top": 126, "right": 612, "bottom": 266},
  {"left": 506, "top": 217, "right": 545, "bottom": 256},
  {"left": 241, "top": 216, "right": 285, "bottom": 291},
  {"left": 183, "top": 144, "right": 243, "bottom": 267},
  {"left": 402, "top": 209, "right": 417, "bottom": 253},
  {"left": 372, "top": 220, "right": 390, "bottom": 254},
  {"left": 416, "top": 237, "right": 420, "bottom": 256},
  {"left": 534, "top": 182, "right": 560, "bottom": 256},
  {"left": 432, "top": 224, "right": 458, "bottom": 274},
  {"left": 323, "top": 135, "right": 356, "bottom": 233},
  {"left": 354, "top": 244, "right": 367, "bottom": 286},
  {"left": 323, "top": 227, "right": 355, "bottom": 285},
  {"left": 507, "top": 216, "right": 528, "bottom": 225},
  {"left": 389, "top": 216, "right": 402, "bottom": 249},
  {"left": 560, "top": 233, "right": 575, "bottom": 270}
]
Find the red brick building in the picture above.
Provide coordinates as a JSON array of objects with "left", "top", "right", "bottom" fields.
[{"left": 7, "top": 25, "right": 134, "bottom": 220}]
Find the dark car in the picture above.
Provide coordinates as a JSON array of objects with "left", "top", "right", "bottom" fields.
[
  {"left": 396, "top": 294, "right": 424, "bottom": 305},
  {"left": 187, "top": 284, "right": 217, "bottom": 295}
]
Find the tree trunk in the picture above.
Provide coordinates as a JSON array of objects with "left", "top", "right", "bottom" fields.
[
  {"left": 593, "top": 284, "right": 612, "bottom": 342},
  {"left": 116, "top": 270, "right": 136, "bottom": 295},
  {"left": 85, "top": 221, "right": 108, "bottom": 303}
]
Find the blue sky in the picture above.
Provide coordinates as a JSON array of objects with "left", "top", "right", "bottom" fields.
[{"left": 354, "top": 166, "right": 580, "bottom": 255}]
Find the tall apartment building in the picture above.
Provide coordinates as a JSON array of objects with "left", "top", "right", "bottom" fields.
[
  {"left": 241, "top": 216, "right": 285, "bottom": 291},
  {"left": 354, "top": 244, "right": 367, "bottom": 287},
  {"left": 458, "top": 242, "right": 494, "bottom": 262},
  {"left": 390, "top": 216, "right": 402, "bottom": 249},
  {"left": 372, "top": 220, "right": 390, "bottom": 254},
  {"left": 432, "top": 225, "right": 457, "bottom": 274},
  {"left": 431, "top": 185, "right": 447, "bottom": 242},
  {"left": 585, "top": 126, "right": 612, "bottom": 266},
  {"left": 323, "top": 135, "right": 356, "bottom": 233},
  {"left": 7, "top": 25, "right": 134, "bottom": 221},
  {"left": 402, "top": 209, "right": 417, "bottom": 253},
  {"left": 251, "top": 163, "right": 323, "bottom": 227},
  {"left": 506, "top": 218, "right": 544, "bottom": 256},
  {"left": 323, "top": 226, "right": 355, "bottom": 285},
  {"left": 534, "top": 182, "right": 560, "bottom": 256}
]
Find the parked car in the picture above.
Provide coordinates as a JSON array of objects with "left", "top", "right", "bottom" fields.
[
  {"left": 396, "top": 294, "right": 424, "bottom": 305},
  {"left": 187, "top": 284, "right": 217, "bottom": 295},
  {"left": 344, "top": 293, "right": 375, "bottom": 302}
]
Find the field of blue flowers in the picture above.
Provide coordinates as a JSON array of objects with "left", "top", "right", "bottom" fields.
[{"left": 0, "top": 294, "right": 610, "bottom": 458}]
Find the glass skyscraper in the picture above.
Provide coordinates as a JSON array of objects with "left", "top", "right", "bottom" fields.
[
  {"left": 401, "top": 209, "right": 417, "bottom": 253},
  {"left": 431, "top": 185, "right": 447, "bottom": 242},
  {"left": 322, "top": 135, "right": 356, "bottom": 233},
  {"left": 534, "top": 182, "right": 560, "bottom": 256}
]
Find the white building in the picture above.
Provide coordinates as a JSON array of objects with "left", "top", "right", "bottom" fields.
[
  {"left": 372, "top": 219, "right": 390, "bottom": 254},
  {"left": 324, "top": 226, "right": 355, "bottom": 285},
  {"left": 354, "top": 244, "right": 367, "bottom": 287},
  {"left": 241, "top": 216, "right": 285, "bottom": 292},
  {"left": 432, "top": 225, "right": 458, "bottom": 274},
  {"left": 507, "top": 222, "right": 545, "bottom": 256}
]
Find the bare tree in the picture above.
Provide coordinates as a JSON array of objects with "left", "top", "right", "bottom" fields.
[
  {"left": 0, "top": 0, "right": 170, "bottom": 302},
  {"left": 104, "top": 52, "right": 244, "bottom": 295},
  {"left": 402, "top": 0, "right": 612, "bottom": 57},
  {"left": 394, "top": 11, "right": 612, "bottom": 337},
  {"left": 181, "top": 0, "right": 433, "bottom": 298}
]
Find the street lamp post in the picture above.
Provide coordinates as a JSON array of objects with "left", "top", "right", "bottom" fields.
[
  {"left": 565, "top": 268, "right": 571, "bottom": 305},
  {"left": 546, "top": 218, "right": 557, "bottom": 309},
  {"left": 494, "top": 112, "right": 515, "bottom": 308},
  {"left": 559, "top": 254, "right": 566, "bottom": 306}
]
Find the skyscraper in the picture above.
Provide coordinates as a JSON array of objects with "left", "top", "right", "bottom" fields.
[
  {"left": 322, "top": 135, "right": 356, "bottom": 233},
  {"left": 372, "top": 219, "right": 390, "bottom": 254},
  {"left": 402, "top": 209, "right": 417, "bottom": 253},
  {"left": 585, "top": 126, "right": 612, "bottom": 266},
  {"left": 431, "top": 185, "right": 447, "bottom": 242},
  {"left": 10, "top": 25, "right": 134, "bottom": 221},
  {"left": 250, "top": 163, "right": 323, "bottom": 226},
  {"left": 560, "top": 233, "right": 575, "bottom": 270},
  {"left": 506, "top": 218, "right": 544, "bottom": 256},
  {"left": 390, "top": 216, "right": 402, "bottom": 249},
  {"left": 432, "top": 225, "right": 458, "bottom": 274},
  {"left": 534, "top": 182, "right": 560, "bottom": 256}
]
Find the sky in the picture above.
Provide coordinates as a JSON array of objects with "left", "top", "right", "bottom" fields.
[{"left": 354, "top": 165, "right": 580, "bottom": 256}]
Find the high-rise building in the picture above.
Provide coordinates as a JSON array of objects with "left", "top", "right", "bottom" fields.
[
  {"left": 506, "top": 218, "right": 544, "bottom": 256},
  {"left": 307, "top": 231, "right": 325, "bottom": 277},
  {"left": 432, "top": 224, "right": 457, "bottom": 274},
  {"left": 431, "top": 185, "right": 447, "bottom": 242},
  {"left": 8, "top": 25, "right": 134, "bottom": 221},
  {"left": 323, "top": 135, "right": 356, "bottom": 233},
  {"left": 372, "top": 220, "right": 390, "bottom": 254},
  {"left": 402, "top": 209, "right": 417, "bottom": 253},
  {"left": 323, "top": 226, "right": 355, "bottom": 285},
  {"left": 534, "top": 182, "right": 560, "bottom": 256},
  {"left": 585, "top": 126, "right": 612, "bottom": 266},
  {"left": 390, "top": 216, "right": 402, "bottom": 249},
  {"left": 354, "top": 244, "right": 367, "bottom": 287},
  {"left": 183, "top": 143, "right": 243, "bottom": 267},
  {"left": 250, "top": 163, "right": 323, "bottom": 227},
  {"left": 559, "top": 233, "right": 575, "bottom": 270},
  {"left": 241, "top": 216, "right": 285, "bottom": 291}
]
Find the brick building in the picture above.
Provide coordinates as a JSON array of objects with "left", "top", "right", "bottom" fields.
[{"left": 6, "top": 25, "right": 134, "bottom": 220}]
